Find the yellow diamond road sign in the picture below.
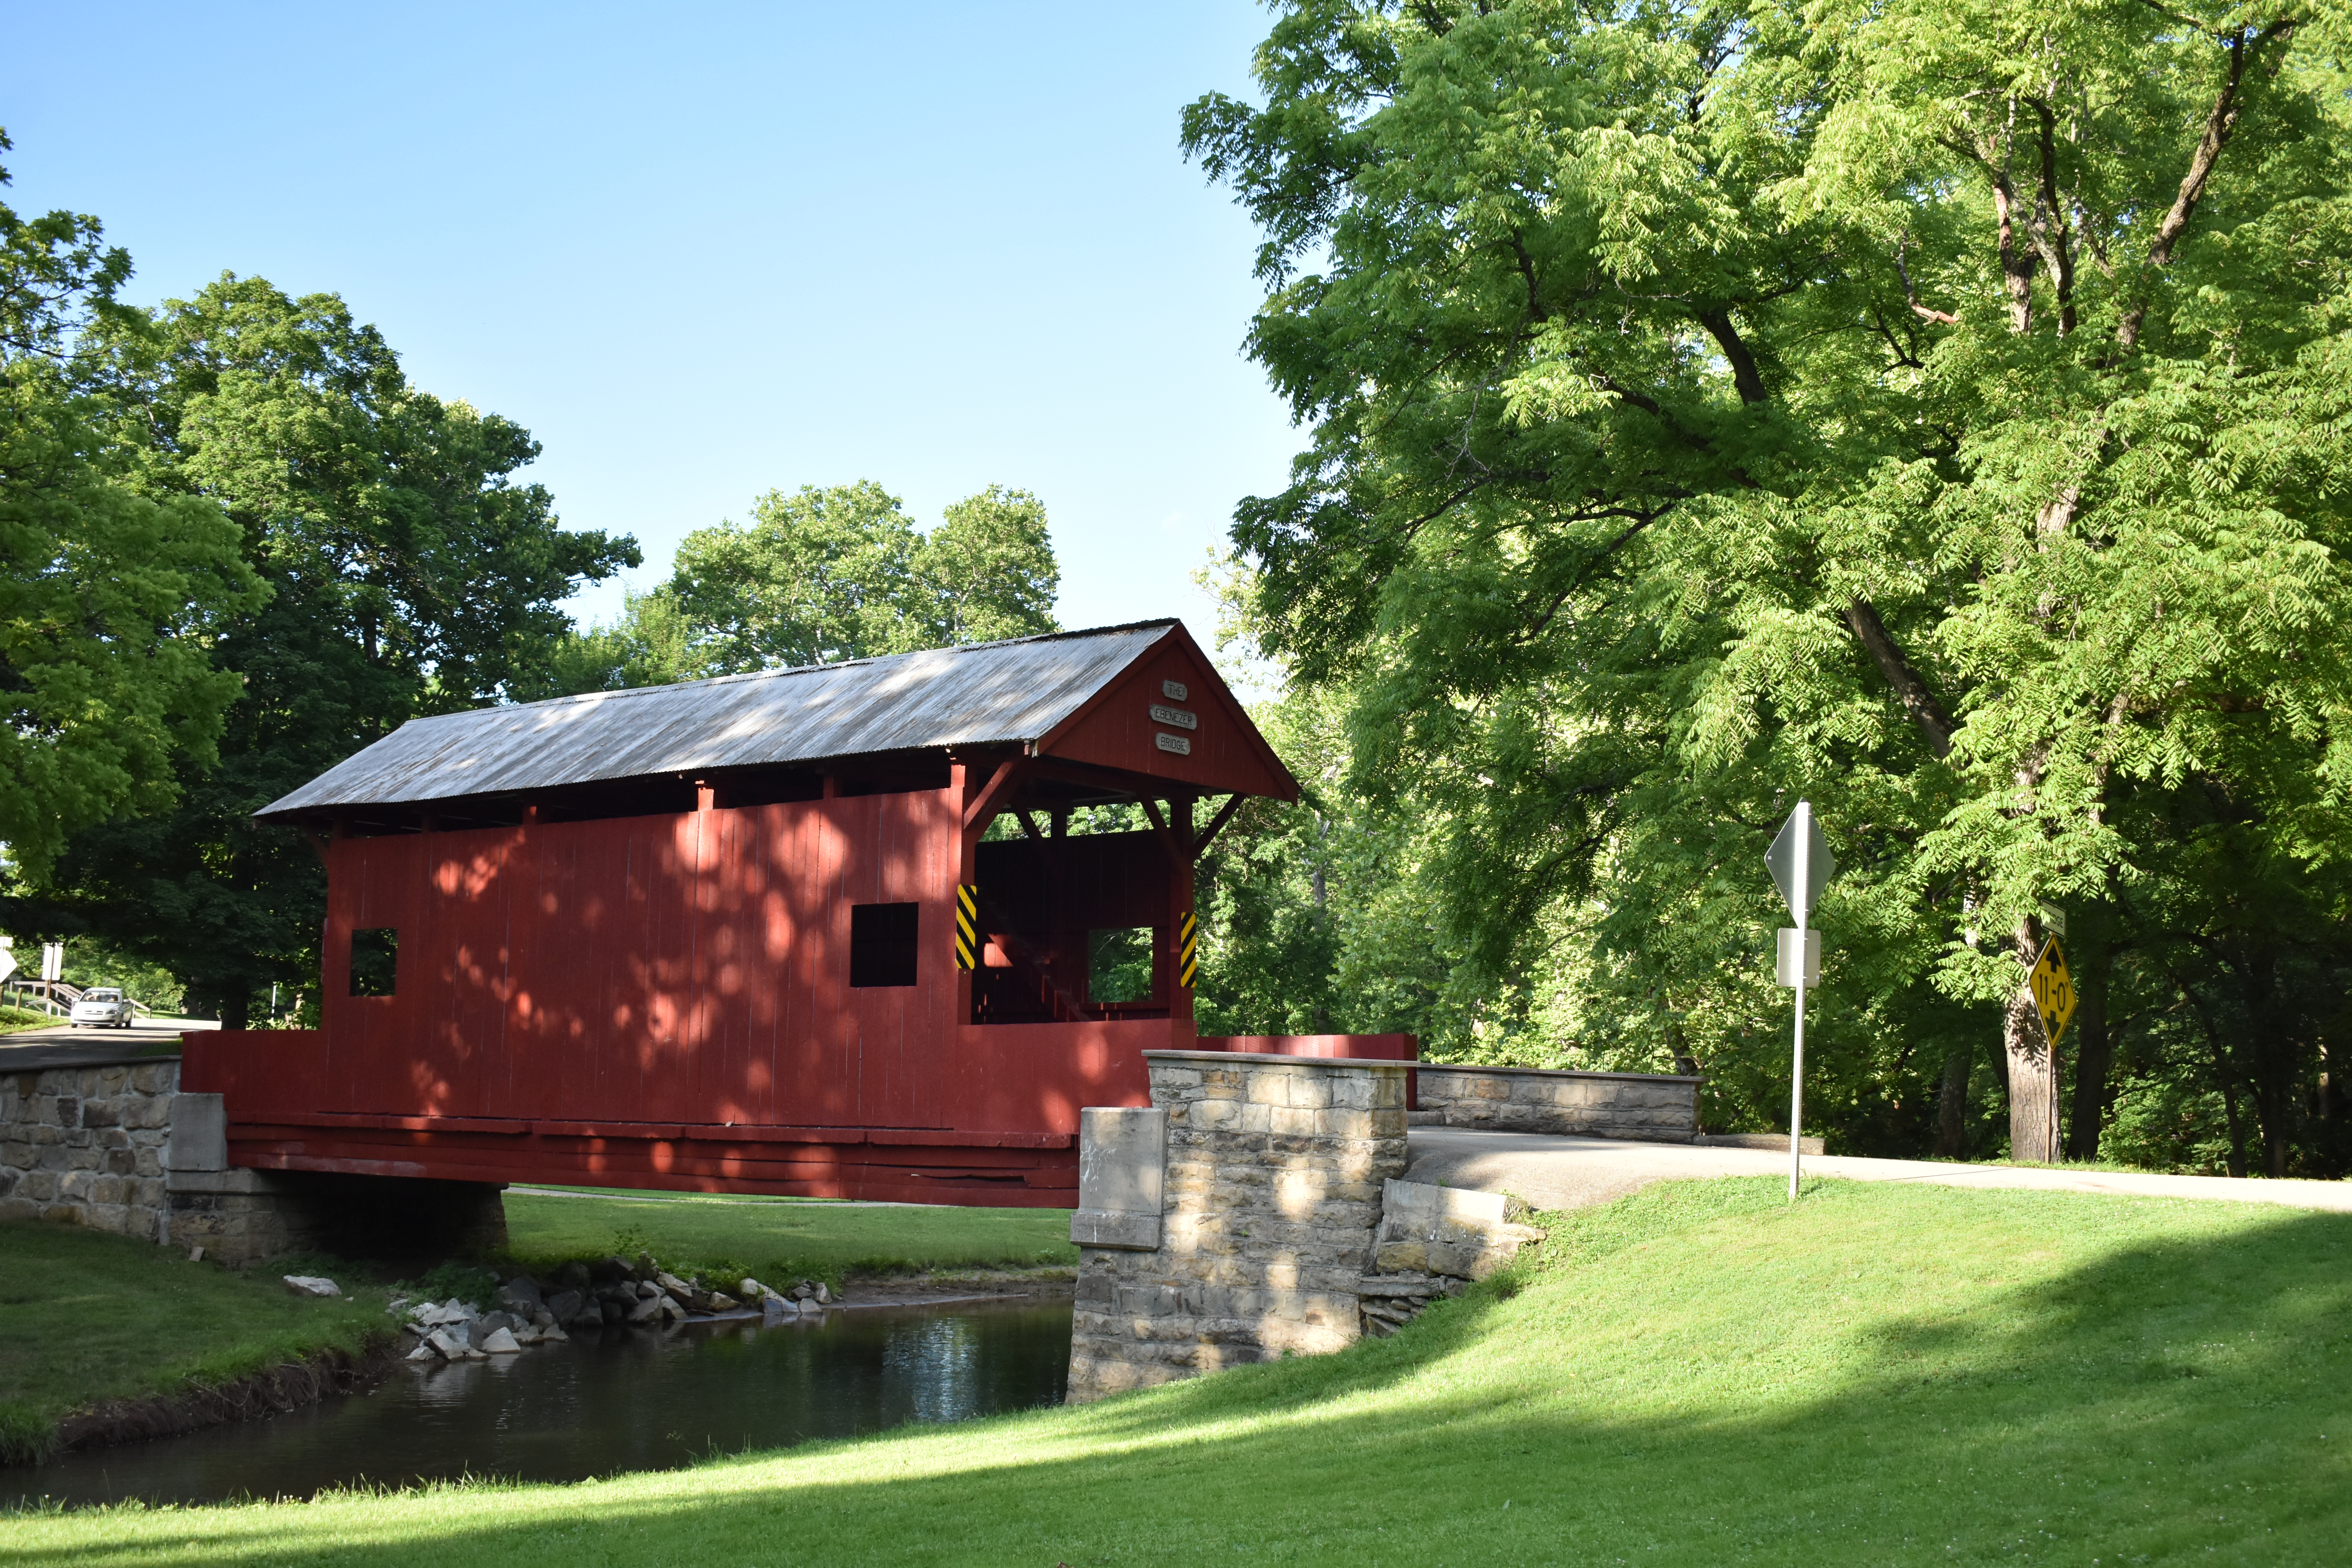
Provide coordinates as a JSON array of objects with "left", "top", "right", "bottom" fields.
[{"left": 2030, "top": 936, "right": 2078, "bottom": 1048}]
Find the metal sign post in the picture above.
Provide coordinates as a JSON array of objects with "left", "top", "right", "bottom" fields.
[{"left": 1767, "top": 801, "right": 1837, "bottom": 1201}]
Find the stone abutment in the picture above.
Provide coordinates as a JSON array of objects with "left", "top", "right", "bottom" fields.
[
  {"left": 1066, "top": 1050, "right": 1410, "bottom": 1403},
  {"left": 2, "top": 1051, "right": 505, "bottom": 1263}
]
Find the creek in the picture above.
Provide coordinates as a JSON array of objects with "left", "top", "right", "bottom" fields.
[{"left": 4, "top": 1297, "right": 1072, "bottom": 1510}]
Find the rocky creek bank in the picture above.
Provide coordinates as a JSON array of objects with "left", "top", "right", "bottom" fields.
[{"left": 389, "top": 1254, "right": 849, "bottom": 1363}]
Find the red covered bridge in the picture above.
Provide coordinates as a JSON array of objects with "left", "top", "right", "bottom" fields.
[{"left": 181, "top": 622, "right": 1412, "bottom": 1207}]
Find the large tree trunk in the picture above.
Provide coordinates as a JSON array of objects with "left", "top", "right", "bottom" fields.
[
  {"left": 2217, "top": 1070, "right": 2250, "bottom": 1178},
  {"left": 1935, "top": 1047, "right": 1973, "bottom": 1158},
  {"left": 2187, "top": 984, "right": 2251, "bottom": 1177},
  {"left": 2065, "top": 945, "right": 2112, "bottom": 1161},
  {"left": 208, "top": 981, "right": 252, "bottom": 1031},
  {"left": 2004, "top": 922, "right": 2061, "bottom": 1163},
  {"left": 2241, "top": 951, "right": 2294, "bottom": 1178}
]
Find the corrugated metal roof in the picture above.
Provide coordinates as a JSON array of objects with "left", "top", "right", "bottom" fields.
[{"left": 255, "top": 621, "right": 1180, "bottom": 820}]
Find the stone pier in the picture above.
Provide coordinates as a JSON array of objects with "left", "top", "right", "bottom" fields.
[{"left": 1065, "top": 1049, "right": 1409, "bottom": 1403}]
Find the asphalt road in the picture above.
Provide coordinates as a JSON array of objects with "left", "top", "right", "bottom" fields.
[
  {"left": 0, "top": 1017, "right": 214, "bottom": 1071},
  {"left": 1404, "top": 1126, "right": 2352, "bottom": 1214}
]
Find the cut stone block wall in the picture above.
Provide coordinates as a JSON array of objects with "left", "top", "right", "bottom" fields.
[
  {"left": 1070, "top": 1106, "right": 1166, "bottom": 1250},
  {"left": 0, "top": 1060, "right": 180, "bottom": 1241},
  {"left": 1065, "top": 1050, "right": 1408, "bottom": 1404},
  {"left": 1371, "top": 1178, "right": 1541, "bottom": 1279},
  {"left": 2, "top": 1058, "right": 506, "bottom": 1263},
  {"left": 1413, "top": 1064, "right": 1700, "bottom": 1141},
  {"left": 1356, "top": 1180, "right": 1545, "bottom": 1336}
]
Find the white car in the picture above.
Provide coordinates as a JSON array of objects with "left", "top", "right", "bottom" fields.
[{"left": 69, "top": 988, "right": 136, "bottom": 1029}]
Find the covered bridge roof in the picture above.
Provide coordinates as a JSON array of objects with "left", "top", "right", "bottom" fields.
[{"left": 256, "top": 620, "right": 1294, "bottom": 824}]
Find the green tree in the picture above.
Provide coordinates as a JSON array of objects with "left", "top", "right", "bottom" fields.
[
  {"left": 0, "top": 138, "right": 262, "bottom": 878},
  {"left": 658, "top": 480, "right": 1060, "bottom": 677},
  {"left": 1185, "top": 2, "right": 2352, "bottom": 1167},
  {"left": 669, "top": 481, "right": 920, "bottom": 671},
  {"left": 514, "top": 586, "right": 699, "bottom": 698},
  {"left": 29, "top": 274, "right": 636, "bottom": 1025},
  {"left": 913, "top": 485, "right": 1060, "bottom": 646},
  {"left": 1191, "top": 559, "right": 1490, "bottom": 1054}
]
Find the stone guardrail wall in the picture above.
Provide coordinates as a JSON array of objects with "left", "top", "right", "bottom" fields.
[
  {"left": 0, "top": 1059, "right": 181, "bottom": 1241},
  {"left": 1412, "top": 1063, "right": 1701, "bottom": 1142},
  {"left": 3, "top": 1056, "right": 506, "bottom": 1263},
  {"left": 1065, "top": 1050, "right": 1409, "bottom": 1403}
]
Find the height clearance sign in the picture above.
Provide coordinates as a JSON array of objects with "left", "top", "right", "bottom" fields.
[{"left": 2031, "top": 937, "right": 2078, "bottom": 1047}]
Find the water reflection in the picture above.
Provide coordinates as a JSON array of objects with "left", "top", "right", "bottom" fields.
[{"left": 4, "top": 1299, "right": 1071, "bottom": 1510}]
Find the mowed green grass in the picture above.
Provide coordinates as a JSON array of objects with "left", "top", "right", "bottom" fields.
[
  {"left": 9, "top": 1176, "right": 2348, "bottom": 1564},
  {"left": 501, "top": 1188, "right": 1079, "bottom": 1281},
  {"left": 0, "top": 1223, "right": 387, "bottom": 1463}
]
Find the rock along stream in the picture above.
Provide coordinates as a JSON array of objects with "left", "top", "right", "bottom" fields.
[{"left": 4, "top": 1298, "right": 1073, "bottom": 1510}]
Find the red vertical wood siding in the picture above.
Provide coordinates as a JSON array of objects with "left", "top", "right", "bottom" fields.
[
  {"left": 312, "top": 789, "right": 968, "bottom": 1134},
  {"left": 185, "top": 852, "right": 1417, "bottom": 1201}
]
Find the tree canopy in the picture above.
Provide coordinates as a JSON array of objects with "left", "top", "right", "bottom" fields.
[
  {"left": 27, "top": 271, "right": 637, "bottom": 1024},
  {"left": 1184, "top": 1, "right": 2352, "bottom": 1174},
  {"left": 0, "top": 135, "right": 261, "bottom": 878},
  {"left": 540, "top": 481, "right": 1062, "bottom": 694},
  {"left": 669, "top": 480, "right": 1060, "bottom": 671}
]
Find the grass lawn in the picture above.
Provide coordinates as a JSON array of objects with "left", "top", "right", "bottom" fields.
[
  {"left": 501, "top": 1187, "right": 1078, "bottom": 1285},
  {"left": 0, "top": 1223, "right": 388, "bottom": 1465},
  {"left": 7, "top": 1176, "right": 2347, "bottom": 1563},
  {"left": 0, "top": 1007, "right": 57, "bottom": 1036}
]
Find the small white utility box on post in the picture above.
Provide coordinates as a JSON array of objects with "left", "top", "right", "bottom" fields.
[{"left": 1775, "top": 929, "right": 1821, "bottom": 987}]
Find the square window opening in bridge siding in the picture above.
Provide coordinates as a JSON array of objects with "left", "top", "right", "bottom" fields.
[
  {"left": 1088, "top": 927, "right": 1156, "bottom": 1004},
  {"left": 350, "top": 928, "right": 399, "bottom": 997},
  {"left": 849, "top": 903, "right": 919, "bottom": 988}
]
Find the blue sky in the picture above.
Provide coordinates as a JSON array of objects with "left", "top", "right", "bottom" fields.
[{"left": 0, "top": 2, "right": 1298, "bottom": 642}]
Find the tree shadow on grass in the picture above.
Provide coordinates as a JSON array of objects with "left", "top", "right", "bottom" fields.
[{"left": 15, "top": 1178, "right": 2352, "bottom": 1566}]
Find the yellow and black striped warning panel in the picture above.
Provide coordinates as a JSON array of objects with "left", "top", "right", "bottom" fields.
[
  {"left": 954, "top": 884, "right": 980, "bottom": 971},
  {"left": 1176, "top": 912, "right": 1200, "bottom": 989}
]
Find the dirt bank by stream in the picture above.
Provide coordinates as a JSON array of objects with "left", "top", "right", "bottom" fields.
[{"left": 47, "top": 1335, "right": 404, "bottom": 1459}]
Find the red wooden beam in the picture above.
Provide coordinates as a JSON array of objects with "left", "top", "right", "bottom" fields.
[
  {"left": 961, "top": 755, "right": 1029, "bottom": 831},
  {"left": 1018, "top": 755, "right": 1187, "bottom": 803}
]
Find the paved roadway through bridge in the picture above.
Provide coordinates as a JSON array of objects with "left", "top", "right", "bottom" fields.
[
  {"left": 1405, "top": 1126, "right": 2352, "bottom": 1214},
  {"left": 0, "top": 1017, "right": 212, "bottom": 1073}
]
